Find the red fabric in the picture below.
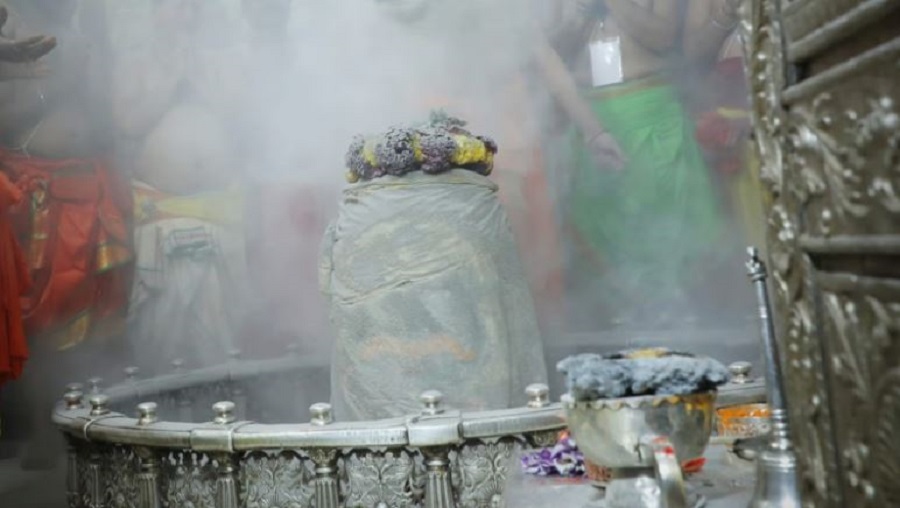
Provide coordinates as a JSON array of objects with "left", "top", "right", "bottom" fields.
[
  {"left": 0, "top": 172, "right": 29, "bottom": 386},
  {"left": 695, "top": 56, "right": 751, "bottom": 176},
  {"left": 695, "top": 111, "right": 743, "bottom": 175},
  {"left": 695, "top": 111, "right": 736, "bottom": 149},
  {"left": 0, "top": 148, "right": 132, "bottom": 346}
]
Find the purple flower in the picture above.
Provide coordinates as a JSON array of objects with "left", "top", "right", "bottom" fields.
[
  {"left": 521, "top": 448, "right": 555, "bottom": 476},
  {"left": 521, "top": 436, "right": 586, "bottom": 477}
]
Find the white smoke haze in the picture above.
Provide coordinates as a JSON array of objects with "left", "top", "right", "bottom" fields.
[
  {"left": 287, "top": 0, "right": 543, "bottom": 175},
  {"left": 0, "top": 0, "right": 764, "bottom": 450},
  {"left": 80, "top": 0, "right": 558, "bottom": 371}
]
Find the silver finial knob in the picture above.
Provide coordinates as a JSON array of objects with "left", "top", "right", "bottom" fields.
[
  {"left": 420, "top": 390, "right": 444, "bottom": 416},
  {"left": 746, "top": 247, "right": 767, "bottom": 281},
  {"left": 124, "top": 366, "right": 139, "bottom": 381},
  {"left": 87, "top": 378, "right": 103, "bottom": 394},
  {"left": 729, "top": 361, "right": 753, "bottom": 384},
  {"left": 63, "top": 391, "right": 84, "bottom": 410},
  {"left": 66, "top": 382, "right": 84, "bottom": 394},
  {"left": 213, "top": 401, "right": 236, "bottom": 425},
  {"left": 310, "top": 403, "right": 333, "bottom": 426},
  {"left": 137, "top": 402, "right": 158, "bottom": 425},
  {"left": 228, "top": 349, "right": 241, "bottom": 361},
  {"left": 286, "top": 343, "right": 300, "bottom": 357},
  {"left": 171, "top": 358, "right": 185, "bottom": 372},
  {"left": 526, "top": 384, "right": 550, "bottom": 408},
  {"left": 89, "top": 394, "right": 110, "bottom": 416}
]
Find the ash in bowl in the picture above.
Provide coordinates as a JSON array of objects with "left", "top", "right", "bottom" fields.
[{"left": 558, "top": 348, "right": 731, "bottom": 402}]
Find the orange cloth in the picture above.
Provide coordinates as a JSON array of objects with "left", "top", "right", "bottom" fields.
[
  {"left": 0, "top": 148, "right": 132, "bottom": 351},
  {"left": 0, "top": 172, "right": 29, "bottom": 386}
]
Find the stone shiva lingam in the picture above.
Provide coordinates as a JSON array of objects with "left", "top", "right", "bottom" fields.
[{"left": 559, "top": 348, "right": 731, "bottom": 508}]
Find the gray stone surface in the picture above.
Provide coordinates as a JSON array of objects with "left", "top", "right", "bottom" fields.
[{"left": 0, "top": 455, "right": 66, "bottom": 508}]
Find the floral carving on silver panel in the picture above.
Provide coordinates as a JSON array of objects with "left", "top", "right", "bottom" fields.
[
  {"left": 874, "top": 369, "right": 900, "bottom": 507},
  {"left": 823, "top": 293, "right": 900, "bottom": 507},
  {"left": 342, "top": 449, "right": 417, "bottom": 507},
  {"left": 740, "top": 0, "right": 851, "bottom": 505},
  {"left": 239, "top": 451, "right": 314, "bottom": 508},
  {"left": 742, "top": 0, "right": 788, "bottom": 194},
  {"left": 454, "top": 439, "right": 516, "bottom": 508},
  {"left": 789, "top": 90, "right": 900, "bottom": 236},
  {"left": 77, "top": 449, "right": 92, "bottom": 508},
  {"left": 162, "top": 451, "right": 216, "bottom": 508},
  {"left": 105, "top": 446, "right": 139, "bottom": 508},
  {"left": 525, "top": 431, "right": 557, "bottom": 450},
  {"left": 823, "top": 295, "right": 898, "bottom": 406}
]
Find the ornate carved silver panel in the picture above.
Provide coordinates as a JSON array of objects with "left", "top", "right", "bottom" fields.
[
  {"left": 105, "top": 447, "right": 139, "bottom": 508},
  {"left": 744, "top": 1, "right": 900, "bottom": 506},
  {"left": 342, "top": 449, "right": 418, "bottom": 507},
  {"left": 162, "top": 451, "right": 217, "bottom": 508},
  {"left": 454, "top": 438, "right": 517, "bottom": 508},
  {"left": 240, "top": 451, "right": 315, "bottom": 508}
]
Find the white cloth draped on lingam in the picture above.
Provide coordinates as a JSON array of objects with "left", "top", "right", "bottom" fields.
[
  {"left": 128, "top": 181, "right": 251, "bottom": 372},
  {"left": 320, "top": 169, "right": 549, "bottom": 421}
]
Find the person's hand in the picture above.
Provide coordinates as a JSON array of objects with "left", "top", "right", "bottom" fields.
[
  {"left": 0, "top": 60, "right": 49, "bottom": 81},
  {"left": 0, "top": 6, "right": 56, "bottom": 63},
  {"left": 584, "top": 130, "right": 626, "bottom": 171}
]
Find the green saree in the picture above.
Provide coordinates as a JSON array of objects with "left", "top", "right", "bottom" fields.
[{"left": 566, "top": 78, "right": 722, "bottom": 321}]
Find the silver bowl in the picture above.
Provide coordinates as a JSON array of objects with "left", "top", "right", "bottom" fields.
[{"left": 562, "top": 391, "right": 716, "bottom": 469}]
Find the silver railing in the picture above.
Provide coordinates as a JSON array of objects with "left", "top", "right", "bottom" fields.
[{"left": 53, "top": 356, "right": 764, "bottom": 508}]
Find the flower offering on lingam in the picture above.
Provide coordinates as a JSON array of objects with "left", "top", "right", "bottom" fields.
[{"left": 344, "top": 111, "right": 497, "bottom": 183}]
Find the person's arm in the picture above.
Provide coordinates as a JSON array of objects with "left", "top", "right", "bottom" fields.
[
  {"left": 0, "top": 9, "right": 48, "bottom": 125},
  {"left": 0, "top": 34, "right": 54, "bottom": 63},
  {"left": 548, "top": 0, "right": 604, "bottom": 62},
  {"left": 526, "top": 2, "right": 625, "bottom": 168},
  {"left": 605, "top": 0, "right": 681, "bottom": 53},
  {"left": 683, "top": 0, "right": 742, "bottom": 66},
  {"left": 0, "top": 6, "right": 55, "bottom": 64},
  {"left": 533, "top": 35, "right": 626, "bottom": 169}
]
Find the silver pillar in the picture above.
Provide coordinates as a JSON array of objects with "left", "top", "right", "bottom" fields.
[{"left": 746, "top": 247, "right": 801, "bottom": 508}]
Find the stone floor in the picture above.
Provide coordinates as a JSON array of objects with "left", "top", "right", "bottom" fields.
[{"left": 0, "top": 449, "right": 66, "bottom": 508}]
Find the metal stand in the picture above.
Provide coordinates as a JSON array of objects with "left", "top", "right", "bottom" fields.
[
  {"left": 598, "top": 468, "right": 706, "bottom": 508},
  {"left": 745, "top": 247, "right": 801, "bottom": 508}
]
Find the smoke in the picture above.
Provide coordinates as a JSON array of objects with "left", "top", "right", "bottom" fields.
[
  {"left": 284, "top": 0, "right": 542, "bottom": 175},
  {"left": 83, "top": 0, "right": 555, "bottom": 370},
  {"left": 0, "top": 0, "right": 765, "bottom": 441}
]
